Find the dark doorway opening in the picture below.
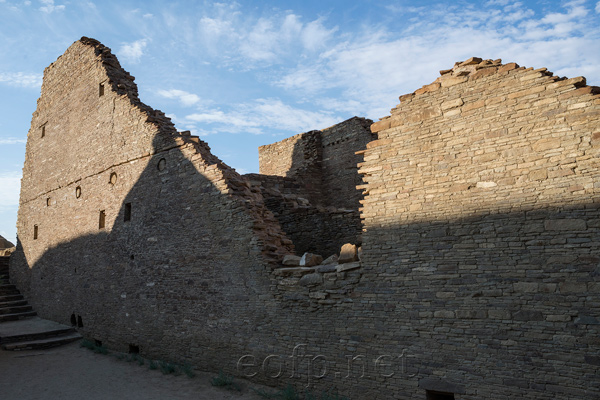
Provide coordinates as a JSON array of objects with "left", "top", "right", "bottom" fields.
[{"left": 426, "top": 390, "right": 455, "bottom": 400}]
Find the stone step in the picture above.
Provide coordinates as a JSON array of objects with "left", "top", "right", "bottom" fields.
[
  {"left": 0, "top": 284, "right": 19, "bottom": 295},
  {"left": 0, "top": 294, "right": 24, "bottom": 303},
  {"left": 0, "top": 311, "right": 37, "bottom": 322},
  {"left": 0, "top": 325, "right": 78, "bottom": 345},
  {"left": 2, "top": 332, "right": 82, "bottom": 351},
  {"left": 0, "top": 299, "right": 28, "bottom": 308},
  {"left": 0, "top": 305, "right": 33, "bottom": 315}
]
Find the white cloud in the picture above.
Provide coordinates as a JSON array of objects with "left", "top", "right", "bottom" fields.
[
  {"left": 0, "top": 138, "right": 27, "bottom": 145},
  {"left": 301, "top": 18, "right": 337, "bottom": 52},
  {"left": 541, "top": 3, "right": 587, "bottom": 24},
  {"left": 274, "top": 1, "right": 600, "bottom": 120},
  {"left": 0, "top": 72, "right": 42, "bottom": 88},
  {"left": 0, "top": 172, "right": 21, "bottom": 208},
  {"left": 157, "top": 89, "right": 201, "bottom": 107},
  {"left": 194, "top": 9, "right": 336, "bottom": 68},
  {"left": 596, "top": 1, "right": 600, "bottom": 13},
  {"left": 39, "top": 0, "right": 64, "bottom": 13},
  {"left": 118, "top": 39, "right": 147, "bottom": 63},
  {"left": 184, "top": 99, "right": 339, "bottom": 135}
]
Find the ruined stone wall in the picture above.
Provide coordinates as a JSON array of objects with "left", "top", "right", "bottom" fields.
[
  {"left": 245, "top": 173, "right": 361, "bottom": 256},
  {"left": 10, "top": 38, "right": 296, "bottom": 374},
  {"left": 321, "top": 117, "right": 375, "bottom": 210},
  {"left": 10, "top": 40, "right": 600, "bottom": 400},
  {"left": 358, "top": 58, "right": 600, "bottom": 399},
  {"left": 258, "top": 130, "right": 324, "bottom": 205},
  {"left": 256, "top": 117, "right": 373, "bottom": 255},
  {"left": 258, "top": 117, "right": 373, "bottom": 210}
]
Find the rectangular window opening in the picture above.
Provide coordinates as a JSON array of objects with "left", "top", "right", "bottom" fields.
[
  {"left": 41, "top": 124, "right": 46, "bottom": 138},
  {"left": 426, "top": 390, "right": 455, "bottom": 400},
  {"left": 99, "top": 82, "right": 105, "bottom": 97},
  {"left": 99, "top": 210, "right": 106, "bottom": 229},
  {"left": 33, "top": 225, "right": 38, "bottom": 240},
  {"left": 124, "top": 203, "right": 131, "bottom": 222}
]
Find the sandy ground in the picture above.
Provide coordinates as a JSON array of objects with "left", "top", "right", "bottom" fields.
[{"left": 0, "top": 341, "right": 269, "bottom": 400}]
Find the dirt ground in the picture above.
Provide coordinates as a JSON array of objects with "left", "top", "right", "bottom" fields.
[{"left": 0, "top": 341, "right": 270, "bottom": 400}]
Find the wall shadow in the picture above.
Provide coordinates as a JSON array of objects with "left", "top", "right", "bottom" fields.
[
  {"left": 9, "top": 152, "right": 600, "bottom": 398},
  {"left": 10, "top": 131, "right": 287, "bottom": 370}
]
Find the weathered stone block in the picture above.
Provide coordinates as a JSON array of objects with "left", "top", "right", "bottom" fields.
[
  {"left": 299, "top": 273, "right": 323, "bottom": 286},
  {"left": 434, "top": 310, "right": 455, "bottom": 318},
  {"left": 513, "top": 310, "right": 544, "bottom": 321},
  {"left": 559, "top": 282, "right": 587, "bottom": 293},
  {"left": 544, "top": 219, "right": 587, "bottom": 231},
  {"left": 460, "top": 57, "right": 482, "bottom": 66},
  {"left": 299, "top": 252, "right": 323, "bottom": 267},
  {"left": 316, "top": 264, "right": 337, "bottom": 273},
  {"left": 441, "top": 98, "right": 464, "bottom": 110},
  {"left": 336, "top": 261, "right": 361, "bottom": 272},
  {"left": 338, "top": 243, "right": 358, "bottom": 263},
  {"left": 321, "top": 254, "right": 338, "bottom": 265},
  {"left": 282, "top": 254, "right": 301, "bottom": 266}
]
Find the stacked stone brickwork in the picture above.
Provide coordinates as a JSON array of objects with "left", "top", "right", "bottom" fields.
[
  {"left": 320, "top": 117, "right": 375, "bottom": 210},
  {"left": 256, "top": 117, "right": 373, "bottom": 255},
  {"left": 244, "top": 173, "right": 361, "bottom": 256},
  {"left": 259, "top": 130, "right": 324, "bottom": 205},
  {"left": 358, "top": 57, "right": 600, "bottom": 399},
  {"left": 10, "top": 40, "right": 600, "bottom": 400},
  {"left": 258, "top": 117, "right": 374, "bottom": 210},
  {"left": 10, "top": 37, "right": 296, "bottom": 372},
  {"left": 0, "top": 235, "right": 15, "bottom": 256}
]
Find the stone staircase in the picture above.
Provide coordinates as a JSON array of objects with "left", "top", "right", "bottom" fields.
[{"left": 0, "top": 256, "right": 82, "bottom": 350}]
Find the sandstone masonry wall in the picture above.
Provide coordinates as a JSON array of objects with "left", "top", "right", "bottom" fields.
[
  {"left": 256, "top": 117, "right": 373, "bottom": 255},
  {"left": 10, "top": 38, "right": 296, "bottom": 376},
  {"left": 258, "top": 117, "right": 374, "bottom": 209},
  {"left": 358, "top": 58, "right": 600, "bottom": 399},
  {"left": 321, "top": 117, "right": 375, "bottom": 210},
  {"left": 10, "top": 40, "right": 600, "bottom": 400},
  {"left": 245, "top": 173, "right": 361, "bottom": 256}
]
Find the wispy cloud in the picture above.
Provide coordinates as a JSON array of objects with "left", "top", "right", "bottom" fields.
[
  {"left": 184, "top": 98, "right": 339, "bottom": 135},
  {"left": 39, "top": 0, "right": 64, "bottom": 13},
  {"left": 595, "top": 0, "right": 600, "bottom": 13},
  {"left": 118, "top": 39, "right": 147, "bottom": 63},
  {"left": 275, "top": 1, "right": 600, "bottom": 118},
  {"left": 193, "top": 8, "right": 337, "bottom": 68},
  {"left": 0, "top": 138, "right": 27, "bottom": 145},
  {"left": 157, "top": 89, "right": 202, "bottom": 107},
  {"left": 0, "top": 72, "right": 42, "bottom": 88}
]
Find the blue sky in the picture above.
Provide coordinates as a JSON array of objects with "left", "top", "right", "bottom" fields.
[{"left": 0, "top": 0, "right": 599, "bottom": 244}]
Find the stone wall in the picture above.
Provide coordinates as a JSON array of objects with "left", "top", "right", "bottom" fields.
[
  {"left": 256, "top": 117, "right": 373, "bottom": 255},
  {"left": 321, "top": 117, "right": 375, "bottom": 210},
  {"left": 10, "top": 37, "right": 296, "bottom": 375},
  {"left": 258, "top": 130, "right": 324, "bottom": 205},
  {"left": 10, "top": 40, "right": 600, "bottom": 400},
  {"left": 0, "top": 235, "right": 13, "bottom": 250},
  {"left": 258, "top": 117, "right": 374, "bottom": 209},
  {"left": 358, "top": 57, "right": 600, "bottom": 399},
  {"left": 245, "top": 173, "right": 360, "bottom": 256}
]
